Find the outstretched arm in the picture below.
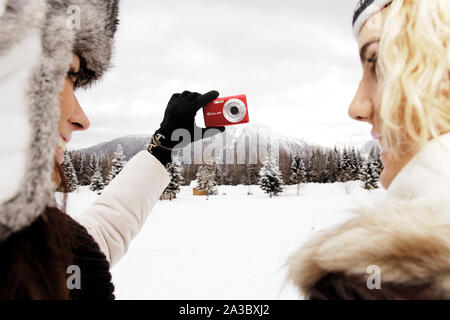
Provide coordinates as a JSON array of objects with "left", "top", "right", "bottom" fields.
[
  {"left": 74, "top": 90, "right": 225, "bottom": 267},
  {"left": 74, "top": 151, "right": 170, "bottom": 267}
]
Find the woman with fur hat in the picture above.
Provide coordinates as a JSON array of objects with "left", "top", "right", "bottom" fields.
[
  {"left": 0, "top": 0, "right": 223, "bottom": 299},
  {"left": 288, "top": 0, "right": 450, "bottom": 299}
]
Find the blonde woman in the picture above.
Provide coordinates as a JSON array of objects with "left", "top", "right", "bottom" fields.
[{"left": 288, "top": 0, "right": 450, "bottom": 299}]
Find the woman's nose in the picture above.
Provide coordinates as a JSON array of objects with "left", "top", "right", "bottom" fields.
[
  {"left": 348, "top": 80, "right": 373, "bottom": 122},
  {"left": 69, "top": 95, "right": 91, "bottom": 131}
]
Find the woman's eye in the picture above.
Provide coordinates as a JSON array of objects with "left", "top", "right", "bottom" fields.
[{"left": 366, "top": 56, "right": 378, "bottom": 77}]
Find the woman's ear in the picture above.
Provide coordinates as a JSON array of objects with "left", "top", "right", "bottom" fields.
[{"left": 71, "top": 54, "right": 81, "bottom": 72}]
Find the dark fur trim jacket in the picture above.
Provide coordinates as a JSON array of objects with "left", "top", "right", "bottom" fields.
[
  {"left": 67, "top": 215, "right": 115, "bottom": 300},
  {"left": 287, "top": 134, "right": 450, "bottom": 299}
]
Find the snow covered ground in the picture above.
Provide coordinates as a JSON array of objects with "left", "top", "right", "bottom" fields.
[{"left": 66, "top": 183, "right": 384, "bottom": 300}]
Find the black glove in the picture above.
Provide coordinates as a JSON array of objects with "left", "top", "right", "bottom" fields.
[{"left": 148, "top": 90, "right": 226, "bottom": 166}]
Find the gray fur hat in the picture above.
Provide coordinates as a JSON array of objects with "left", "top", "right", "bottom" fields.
[{"left": 0, "top": 0, "right": 119, "bottom": 242}]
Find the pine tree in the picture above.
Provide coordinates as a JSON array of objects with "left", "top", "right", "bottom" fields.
[
  {"left": 351, "top": 148, "right": 364, "bottom": 180},
  {"left": 88, "top": 155, "right": 97, "bottom": 183},
  {"left": 108, "top": 144, "right": 126, "bottom": 183},
  {"left": 227, "top": 165, "right": 241, "bottom": 186},
  {"left": 323, "top": 151, "right": 334, "bottom": 183},
  {"left": 196, "top": 164, "right": 218, "bottom": 199},
  {"left": 77, "top": 153, "right": 84, "bottom": 181},
  {"left": 313, "top": 148, "right": 328, "bottom": 183},
  {"left": 214, "top": 165, "right": 223, "bottom": 186},
  {"left": 258, "top": 151, "right": 284, "bottom": 198},
  {"left": 90, "top": 159, "right": 105, "bottom": 195},
  {"left": 99, "top": 154, "right": 110, "bottom": 185},
  {"left": 221, "top": 166, "right": 230, "bottom": 185},
  {"left": 78, "top": 152, "right": 92, "bottom": 186},
  {"left": 290, "top": 155, "right": 307, "bottom": 195},
  {"left": 163, "top": 162, "right": 184, "bottom": 200},
  {"left": 62, "top": 151, "right": 78, "bottom": 192},
  {"left": 370, "top": 147, "right": 384, "bottom": 177},
  {"left": 359, "top": 157, "right": 380, "bottom": 190},
  {"left": 341, "top": 148, "right": 355, "bottom": 182},
  {"left": 302, "top": 153, "right": 312, "bottom": 183},
  {"left": 332, "top": 147, "right": 343, "bottom": 182},
  {"left": 245, "top": 164, "right": 260, "bottom": 185}
]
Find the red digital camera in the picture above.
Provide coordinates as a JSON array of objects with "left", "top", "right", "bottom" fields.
[{"left": 203, "top": 94, "right": 249, "bottom": 127}]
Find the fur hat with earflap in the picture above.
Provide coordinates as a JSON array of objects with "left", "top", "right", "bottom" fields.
[{"left": 0, "top": 0, "right": 119, "bottom": 242}]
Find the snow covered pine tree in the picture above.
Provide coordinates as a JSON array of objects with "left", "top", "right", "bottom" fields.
[
  {"left": 88, "top": 155, "right": 97, "bottom": 183},
  {"left": 369, "top": 147, "right": 384, "bottom": 177},
  {"left": 108, "top": 144, "right": 126, "bottom": 182},
  {"left": 196, "top": 164, "right": 218, "bottom": 200},
  {"left": 90, "top": 159, "right": 105, "bottom": 195},
  {"left": 163, "top": 162, "right": 183, "bottom": 200},
  {"left": 290, "top": 154, "right": 307, "bottom": 196},
  {"left": 351, "top": 148, "right": 364, "bottom": 180},
  {"left": 341, "top": 148, "right": 361, "bottom": 181},
  {"left": 62, "top": 151, "right": 78, "bottom": 192},
  {"left": 359, "top": 153, "right": 380, "bottom": 190},
  {"left": 259, "top": 151, "right": 284, "bottom": 198},
  {"left": 73, "top": 152, "right": 85, "bottom": 184}
]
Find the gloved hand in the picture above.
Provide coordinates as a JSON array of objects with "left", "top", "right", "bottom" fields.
[{"left": 148, "top": 90, "right": 226, "bottom": 166}]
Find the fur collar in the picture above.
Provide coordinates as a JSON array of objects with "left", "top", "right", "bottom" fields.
[{"left": 287, "top": 134, "right": 450, "bottom": 296}]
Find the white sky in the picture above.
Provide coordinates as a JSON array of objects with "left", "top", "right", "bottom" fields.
[{"left": 71, "top": 0, "right": 373, "bottom": 150}]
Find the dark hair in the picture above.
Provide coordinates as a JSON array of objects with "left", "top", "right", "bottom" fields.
[
  {"left": 72, "top": 51, "right": 95, "bottom": 89},
  {"left": 0, "top": 163, "right": 74, "bottom": 299}
]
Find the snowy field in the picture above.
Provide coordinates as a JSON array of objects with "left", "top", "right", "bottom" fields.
[{"left": 66, "top": 183, "right": 383, "bottom": 300}]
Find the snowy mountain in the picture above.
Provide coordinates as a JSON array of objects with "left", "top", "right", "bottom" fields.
[
  {"left": 79, "top": 135, "right": 150, "bottom": 161},
  {"left": 77, "top": 123, "right": 311, "bottom": 163},
  {"left": 76, "top": 123, "right": 379, "bottom": 165},
  {"left": 183, "top": 123, "right": 311, "bottom": 165}
]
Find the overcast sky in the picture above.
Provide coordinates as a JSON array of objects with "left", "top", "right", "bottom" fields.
[{"left": 72, "top": 0, "right": 372, "bottom": 150}]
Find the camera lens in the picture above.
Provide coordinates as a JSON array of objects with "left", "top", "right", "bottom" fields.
[{"left": 223, "top": 99, "right": 247, "bottom": 123}]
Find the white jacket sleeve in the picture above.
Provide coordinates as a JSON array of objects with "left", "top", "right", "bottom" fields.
[{"left": 74, "top": 151, "right": 170, "bottom": 267}]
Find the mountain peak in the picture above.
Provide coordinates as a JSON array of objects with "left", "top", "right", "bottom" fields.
[{"left": 76, "top": 124, "right": 310, "bottom": 162}]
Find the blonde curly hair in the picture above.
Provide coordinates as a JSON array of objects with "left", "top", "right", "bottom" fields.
[{"left": 378, "top": 0, "right": 450, "bottom": 157}]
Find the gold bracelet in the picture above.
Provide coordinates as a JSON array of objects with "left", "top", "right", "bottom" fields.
[
  {"left": 147, "top": 143, "right": 158, "bottom": 154},
  {"left": 151, "top": 133, "right": 183, "bottom": 151}
]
